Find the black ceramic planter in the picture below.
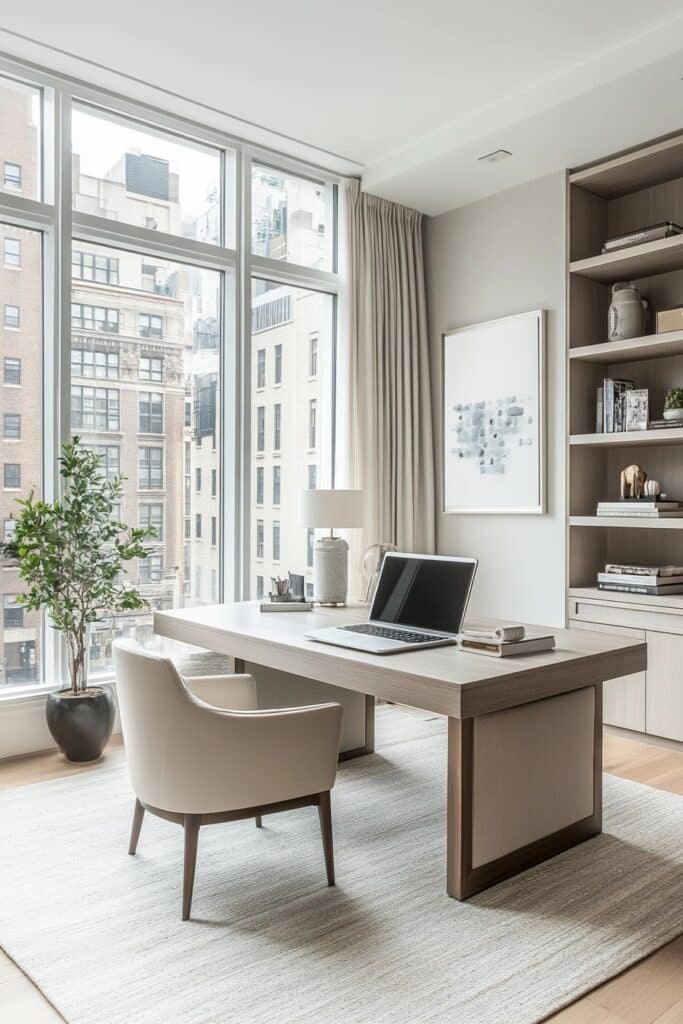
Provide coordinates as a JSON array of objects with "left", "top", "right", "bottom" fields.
[{"left": 46, "top": 687, "right": 116, "bottom": 762}]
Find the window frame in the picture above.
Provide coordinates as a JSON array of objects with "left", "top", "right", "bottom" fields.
[{"left": 0, "top": 54, "right": 341, "bottom": 699}]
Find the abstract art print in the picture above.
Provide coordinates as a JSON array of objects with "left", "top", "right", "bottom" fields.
[{"left": 443, "top": 309, "right": 545, "bottom": 514}]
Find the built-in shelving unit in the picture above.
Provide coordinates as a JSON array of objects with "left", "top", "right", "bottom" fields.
[{"left": 567, "top": 132, "right": 683, "bottom": 743}]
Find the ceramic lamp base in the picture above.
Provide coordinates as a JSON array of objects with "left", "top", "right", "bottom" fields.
[{"left": 313, "top": 536, "right": 349, "bottom": 605}]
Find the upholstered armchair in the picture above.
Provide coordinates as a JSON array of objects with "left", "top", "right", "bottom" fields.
[{"left": 113, "top": 641, "right": 343, "bottom": 920}]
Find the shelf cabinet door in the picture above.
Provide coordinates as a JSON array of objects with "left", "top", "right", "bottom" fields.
[
  {"left": 645, "top": 631, "right": 683, "bottom": 742},
  {"left": 569, "top": 619, "right": 646, "bottom": 731}
]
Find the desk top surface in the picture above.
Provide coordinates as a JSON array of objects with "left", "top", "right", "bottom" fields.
[{"left": 154, "top": 602, "right": 646, "bottom": 719}]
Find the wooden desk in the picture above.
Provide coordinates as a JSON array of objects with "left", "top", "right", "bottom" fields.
[{"left": 154, "top": 603, "right": 646, "bottom": 899}]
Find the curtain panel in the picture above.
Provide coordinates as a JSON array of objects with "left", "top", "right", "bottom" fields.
[{"left": 340, "top": 178, "right": 435, "bottom": 556}]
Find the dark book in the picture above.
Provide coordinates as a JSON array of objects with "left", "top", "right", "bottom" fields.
[
  {"left": 602, "top": 221, "right": 683, "bottom": 253},
  {"left": 598, "top": 582, "right": 683, "bottom": 596},
  {"left": 605, "top": 564, "right": 683, "bottom": 577}
]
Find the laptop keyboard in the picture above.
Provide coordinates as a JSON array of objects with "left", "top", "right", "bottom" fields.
[{"left": 340, "top": 623, "right": 441, "bottom": 644}]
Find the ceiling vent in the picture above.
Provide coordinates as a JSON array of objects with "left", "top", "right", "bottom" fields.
[{"left": 478, "top": 149, "right": 512, "bottom": 163}]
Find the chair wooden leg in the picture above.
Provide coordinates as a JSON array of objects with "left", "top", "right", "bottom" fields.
[
  {"left": 255, "top": 814, "right": 263, "bottom": 828},
  {"left": 317, "top": 791, "right": 335, "bottom": 886},
  {"left": 128, "top": 798, "right": 145, "bottom": 856},
  {"left": 182, "top": 814, "right": 201, "bottom": 921}
]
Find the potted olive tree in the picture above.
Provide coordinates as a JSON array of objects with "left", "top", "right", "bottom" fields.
[
  {"left": 663, "top": 387, "right": 683, "bottom": 422},
  {"left": 4, "top": 438, "right": 155, "bottom": 762}
]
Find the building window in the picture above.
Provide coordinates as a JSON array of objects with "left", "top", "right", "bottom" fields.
[
  {"left": 305, "top": 582, "right": 314, "bottom": 599},
  {"left": 138, "top": 446, "right": 163, "bottom": 489},
  {"left": 256, "top": 406, "right": 265, "bottom": 453},
  {"left": 85, "top": 444, "right": 120, "bottom": 482},
  {"left": 272, "top": 521, "right": 281, "bottom": 561},
  {"left": 3, "top": 162, "right": 21, "bottom": 190},
  {"left": 4, "top": 238, "right": 20, "bottom": 267},
  {"left": 3, "top": 594, "right": 23, "bottom": 628},
  {"left": 307, "top": 464, "right": 317, "bottom": 489},
  {"left": 71, "top": 348, "right": 119, "bottom": 380},
  {"left": 256, "top": 519, "right": 264, "bottom": 559},
  {"left": 256, "top": 575, "right": 264, "bottom": 599},
  {"left": 195, "top": 513, "right": 202, "bottom": 539},
  {"left": 71, "top": 386, "right": 120, "bottom": 431},
  {"left": 211, "top": 468, "right": 217, "bottom": 497},
  {"left": 139, "top": 391, "right": 163, "bottom": 433},
  {"left": 3, "top": 518, "right": 16, "bottom": 543},
  {"left": 309, "top": 399, "right": 317, "bottom": 449},
  {"left": 140, "top": 355, "right": 163, "bottom": 382},
  {"left": 211, "top": 516, "right": 217, "bottom": 547},
  {"left": 3, "top": 413, "right": 21, "bottom": 439},
  {"left": 195, "top": 467, "right": 202, "bottom": 492},
  {"left": 307, "top": 528, "right": 315, "bottom": 568},
  {"left": 256, "top": 465, "right": 264, "bottom": 506},
  {"left": 72, "top": 250, "right": 119, "bottom": 285},
  {"left": 4, "top": 304, "right": 20, "bottom": 328},
  {"left": 139, "top": 313, "right": 163, "bottom": 338},
  {"left": 140, "top": 552, "right": 163, "bottom": 583},
  {"left": 256, "top": 348, "right": 266, "bottom": 389},
  {"left": 3, "top": 357, "right": 21, "bottom": 385},
  {"left": 273, "top": 465, "right": 281, "bottom": 506},
  {"left": 139, "top": 502, "right": 163, "bottom": 541},
  {"left": 71, "top": 304, "right": 119, "bottom": 333},
  {"left": 185, "top": 398, "right": 192, "bottom": 428},
  {"left": 274, "top": 343, "right": 282, "bottom": 384},
  {"left": 273, "top": 403, "right": 281, "bottom": 450},
  {"left": 3, "top": 463, "right": 20, "bottom": 488},
  {"left": 309, "top": 335, "right": 318, "bottom": 377}
]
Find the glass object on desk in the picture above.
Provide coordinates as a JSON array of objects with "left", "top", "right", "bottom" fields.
[{"left": 362, "top": 543, "right": 398, "bottom": 606}]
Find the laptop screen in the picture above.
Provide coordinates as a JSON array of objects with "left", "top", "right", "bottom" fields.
[{"left": 369, "top": 554, "right": 477, "bottom": 635}]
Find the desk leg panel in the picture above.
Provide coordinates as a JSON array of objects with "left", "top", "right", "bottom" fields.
[{"left": 447, "top": 684, "right": 602, "bottom": 900}]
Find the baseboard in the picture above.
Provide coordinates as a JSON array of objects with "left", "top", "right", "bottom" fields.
[{"left": 604, "top": 724, "right": 683, "bottom": 753}]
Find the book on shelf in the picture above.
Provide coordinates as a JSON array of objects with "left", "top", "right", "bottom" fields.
[
  {"left": 596, "top": 509, "right": 683, "bottom": 518},
  {"left": 459, "top": 633, "right": 555, "bottom": 658},
  {"left": 605, "top": 563, "right": 683, "bottom": 576},
  {"left": 601, "top": 378, "right": 634, "bottom": 432},
  {"left": 598, "top": 571, "right": 683, "bottom": 586},
  {"left": 597, "top": 501, "right": 682, "bottom": 510},
  {"left": 648, "top": 419, "right": 679, "bottom": 430},
  {"left": 598, "top": 582, "right": 683, "bottom": 596},
  {"left": 601, "top": 221, "right": 683, "bottom": 253}
]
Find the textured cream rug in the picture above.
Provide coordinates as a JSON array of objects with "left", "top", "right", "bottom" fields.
[{"left": 1, "top": 706, "right": 682, "bottom": 1024}]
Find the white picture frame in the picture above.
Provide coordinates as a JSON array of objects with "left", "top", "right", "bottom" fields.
[{"left": 442, "top": 309, "right": 546, "bottom": 514}]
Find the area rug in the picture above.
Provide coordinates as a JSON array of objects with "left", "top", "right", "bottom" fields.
[{"left": 1, "top": 706, "right": 681, "bottom": 1024}]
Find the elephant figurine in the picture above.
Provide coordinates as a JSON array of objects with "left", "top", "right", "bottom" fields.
[{"left": 620, "top": 464, "right": 647, "bottom": 499}]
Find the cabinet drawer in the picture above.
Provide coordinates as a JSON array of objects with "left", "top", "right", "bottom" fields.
[
  {"left": 570, "top": 619, "right": 646, "bottom": 731},
  {"left": 570, "top": 597, "right": 683, "bottom": 636},
  {"left": 645, "top": 631, "right": 683, "bottom": 742}
]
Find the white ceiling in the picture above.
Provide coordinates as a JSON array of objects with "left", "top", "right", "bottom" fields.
[{"left": 1, "top": 2, "right": 683, "bottom": 215}]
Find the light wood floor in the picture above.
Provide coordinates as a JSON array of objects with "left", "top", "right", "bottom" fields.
[{"left": 0, "top": 732, "right": 681, "bottom": 1024}]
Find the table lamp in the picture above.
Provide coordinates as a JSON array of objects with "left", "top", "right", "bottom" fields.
[{"left": 299, "top": 489, "right": 363, "bottom": 605}]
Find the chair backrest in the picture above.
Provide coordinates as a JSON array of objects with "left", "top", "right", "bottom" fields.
[{"left": 113, "top": 640, "right": 195, "bottom": 810}]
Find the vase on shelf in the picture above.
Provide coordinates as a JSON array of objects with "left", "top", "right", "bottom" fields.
[{"left": 607, "top": 282, "right": 648, "bottom": 341}]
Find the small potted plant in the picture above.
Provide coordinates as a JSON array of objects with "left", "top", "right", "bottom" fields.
[
  {"left": 663, "top": 387, "right": 683, "bottom": 422},
  {"left": 4, "top": 438, "right": 156, "bottom": 762}
]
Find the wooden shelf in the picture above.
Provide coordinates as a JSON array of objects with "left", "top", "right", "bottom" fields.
[
  {"left": 569, "top": 585, "right": 683, "bottom": 614},
  {"left": 570, "top": 234, "right": 683, "bottom": 283},
  {"left": 569, "top": 134, "right": 683, "bottom": 198},
  {"left": 570, "top": 427, "right": 683, "bottom": 447},
  {"left": 569, "top": 515, "right": 683, "bottom": 530},
  {"left": 569, "top": 331, "right": 683, "bottom": 364}
]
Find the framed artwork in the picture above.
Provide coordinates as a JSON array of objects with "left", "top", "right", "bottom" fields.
[{"left": 442, "top": 309, "right": 546, "bottom": 514}]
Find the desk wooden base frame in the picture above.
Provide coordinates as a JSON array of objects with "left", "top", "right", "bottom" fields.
[{"left": 446, "top": 684, "right": 603, "bottom": 899}]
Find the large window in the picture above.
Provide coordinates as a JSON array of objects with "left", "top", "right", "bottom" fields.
[
  {"left": 250, "top": 281, "right": 334, "bottom": 594},
  {"left": 0, "top": 60, "right": 339, "bottom": 693}
]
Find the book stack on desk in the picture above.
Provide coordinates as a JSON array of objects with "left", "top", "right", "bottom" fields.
[
  {"left": 459, "top": 624, "right": 556, "bottom": 657},
  {"left": 597, "top": 563, "right": 683, "bottom": 596}
]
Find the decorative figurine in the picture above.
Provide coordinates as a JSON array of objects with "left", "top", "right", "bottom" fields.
[
  {"left": 620, "top": 464, "right": 647, "bottom": 499},
  {"left": 644, "top": 479, "right": 661, "bottom": 498}
]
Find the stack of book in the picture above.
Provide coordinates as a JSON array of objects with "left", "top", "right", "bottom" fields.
[
  {"left": 596, "top": 499, "right": 683, "bottom": 519},
  {"left": 597, "top": 564, "right": 683, "bottom": 596},
  {"left": 459, "top": 624, "right": 555, "bottom": 658},
  {"left": 601, "top": 221, "right": 683, "bottom": 254},
  {"left": 597, "top": 378, "right": 635, "bottom": 433}
]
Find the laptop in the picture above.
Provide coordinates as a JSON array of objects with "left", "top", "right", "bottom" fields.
[{"left": 306, "top": 552, "right": 478, "bottom": 655}]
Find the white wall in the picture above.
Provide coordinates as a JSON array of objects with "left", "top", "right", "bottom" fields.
[{"left": 424, "top": 171, "right": 567, "bottom": 627}]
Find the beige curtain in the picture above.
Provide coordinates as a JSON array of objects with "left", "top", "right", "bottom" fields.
[{"left": 339, "top": 178, "right": 435, "bottom": 557}]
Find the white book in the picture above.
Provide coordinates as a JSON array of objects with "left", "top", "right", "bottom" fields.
[
  {"left": 598, "top": 572, "right": 683, "bottom": 586},
  {"left": 259, "top": 601, "right": 313, "bottom": 612},
  {"left": 459, "top": 634, "right": 555, "bottom": 658}
]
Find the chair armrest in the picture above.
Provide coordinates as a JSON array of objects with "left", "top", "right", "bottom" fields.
[{"left": 183, "top": 674, "right": 257, "bottom": 711}]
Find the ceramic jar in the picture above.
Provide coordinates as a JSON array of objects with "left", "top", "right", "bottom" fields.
[{"left": 608, "top": 282, "right": 648, "bottom": 341}]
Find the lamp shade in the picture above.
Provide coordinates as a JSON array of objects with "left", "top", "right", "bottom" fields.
[{"left": 299, "top": 489, "right": 363, "bottom": 529}]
